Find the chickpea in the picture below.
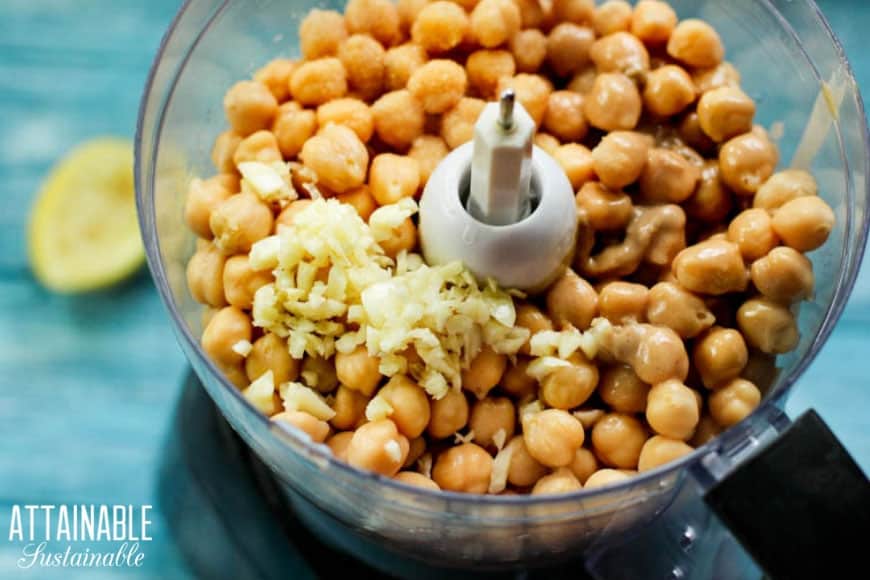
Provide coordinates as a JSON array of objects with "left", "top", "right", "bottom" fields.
[
  {"left": 513, "top": 0, "right": 545, "bottom": 28},
  {"left": 384, "top": 44, "right": 427, "bottom": 92},
  {"left": 461, "top": 346, "right": 507, "bottom": 400},
  {"left": 771, "top": 196, "right": 835, "bottom": 252},
  {"left": 428, "top": 388, "right": 469, "bottom": 439},
  {"left": 692, "top": 61, "right": 741, "bottom": 93},
  {"left": 408, "top": 136, "right": 449, "bottom": 186},
  {"left": 646, "top": 379, "right": 700, "bottom": 440},
  {"left": 593, "top": 1, "right": 632, "bottom": 36},
  {"left": 504, "top": 435, "right": 548, "bottom": 487},
  {"left": 597, "top": 282, "right": 647, "bottom": 325},
  {"left": 335, "top": 345, "right": 382, "bottom": 397},
  {"left": 469, "top": 397, "right": 516, "bottom": 448},
  {"left": 692, "top": 327, "right": 747, "bottom": 389},
  {"left": 643, "top": 65, "right": 696, "bottom": 118},
  {"left": 590, "top": 413, "right": 646, "bottom": 469},
  {"left": 348, "top": 419, "right": 409, "bottom": 476},
  {"left": 275, "top": 199, "right": 313, "bottom": 230},
  {"left": 253, "top": 59, "right": 295, "bottom": 103},
  {"left": 223, "top": 80, "right": 278, "bottom": 137},
  {"left": 689, "top": 414, "right": 721, "bottom": 446},
  {"left": 667, "top": 19, "right": 724, "bottom": 68},
  {"left": 300, "top": 124, "right": 369, "bottom": 194},
  {"left": 553, "top": 144, "right": 596, "bottom": 191},
  {"left": 368, "top": 154, "right": 421, "bottom": 206},
  {"left": 466, "top": 50, "right": 515, "bottom": 99},
  {"left": 378, "top": 217, "right": 417, "bottom": 258},
  {"left": 338, "top": 35, "right": 386, "bottom": 102},
  {"left": 599, "top": 365, "right": 650, "bottom": 413},
  {"left": 678, "top": 111, "right": 716, "bottom": 155},
  {"left": 212, "top": 132, "right": 242, "bottom": 175},
  {"left": 433, "top": 443, "right": 493, "bottom": 493},
  {"left": 510, "top": 30, "right": 548, "bottom": 74},
  {"left": 568, "top": 447, "right": 597, "bottom": 484},
  {"left": 631, "top": 0, "right": 677, "bottom": 46},
  {"left": 210, "top": 192, "right": 274, "bottom": 254},
  {"left": 372, "top": 90, "right": 426, "bottom": 150},
  {"left": 542, "top": 354, "right": 599, "bottom": 410},
  {"left": 290, "top": 58, "right": 348, "bottom": 107},
  {"left": 404, "top": 436, "right": 427, "bottom": 468},
  {"left": 584, "top": 468, "right": 630, "bottom": 488},
  {"left": 672, "top": 240, "right": 748, "bottom": 295},
  {"left": 344, "top": 0, "right": 399, "bottom": 46},
  {"left": 754, "top": 169, "right": 817, "bottom": 211},
  {"left": 719, "top": 130, "right": 778, "bottom": 195},
  {"left": 637, "top": 435, "right": 693, "bottom": 471},
  {"left": 547, "top": 23, "right": 595, "bottom": 78},
  {"left": 646, "top": 282, "right": 715, "bottom": 339},
  {"left": 591, "top": 131, "right": 650, "bottom": 190},
  {"left": 300, "top": 10, "right": 347, "bottom": 59},
  {"left": 245, "top": 333, "right": 299, "bottom": 385},
  {"left": 639, "top": 148, "right": 700, "bottom": 204},
  {"left": 202, "top": 306, "right": 253, "bottom": 369},
  {"left": 751, "top": 247, "right": 814, "bottom": 303},
  {"left": 575, "top": 182, "right": 633, "bottom": 232},
  {"left": 725, "top": 208, "right": 779, "bottom": 261},
  {"left": 542, "top": 91, "right": 588, "bottom": 142},
  {"left": 737, "top": 297, "right": 799, "bottom": 354},
  {"left": 185, "top": 176, "right": 234, "bottom": 240},
  {"left": 584, "top": 73, "right": 642, "bottom": 132},
  {"left": 684, "top": 161, "right": 732, "bottom": 223},
  {"left": 374, "top": 375, "right": 430, "bottom": 439},
  {"left": 301, "top": 356, "right": 339, "bottom": 393},
  {"left": 496, "top": 74, "right": 553, "bottom": 127},
  {"left": 186, "top": 243, "right": 227, "bottom": 307},
  {"left": 233, "top": 130, "right": 282, "bottom": 166},
  {"left": 394, "top": 471, "right": 440, "bottom": 490},
  {"left": 441, "top": 97, "right": 486, "bottom": 150},
  {"left": 589, "top": 32, "right": 650, "bottom": 78},
  {"left": 708, "top": 378, "right": 761, "bottom": 427},
  {"left": 408, "top": 60, "right": 467, "bottom": 115},
  {"left": 272, "top": 104, "right": 317, "bottom": 159},
  {"left": 523, "top": 409, "right": 585, "bottom": 468},
  {"left": 470, "top": 0, "right": 521, "bottom": 49},
  {"left": 515, "top": 303, "right": 553, "bottom": 354},
  {"left": 327, "top": 431, "right": 354, "bottom": 460},
  {"left": 412, "top": 2, "right": 469, "bottom": 54},
  {"left": 273, "top": 411, "right": 330, "bottom": 443},
  {"left": 532, "top": 468, "right": 582, "bottom": 495},
  {"left": 534, "top": 133, "right": 561, "bottom": 156},
  {"left": 331, "top": 385, "right": 370, "bottom": 430},
  {"left": 500, "top": 357, "right": 537, "bottom": 398},
  {"left": 552, "top": 0, "right": 595, "bottom": 25},
  {"left": 336, "top": 186, "right": 377, "bottom": 222},
  {"left": 222, "top": 255, "right": 272, "bottom": 310},
  {"left": 694, "top": 87, "right": 755, "bottom": 145},
  {"left": 316, "top": 99, "right": 374, "bottom": 146},
  {"left": 603, "top": 322, "right": 689, "bottom": 384},
  {"left": 740, "top": 349, "right": 778, "bottom": 393},
  {"left": 546, "top": 269, "right": 598, "bottom": 331}
]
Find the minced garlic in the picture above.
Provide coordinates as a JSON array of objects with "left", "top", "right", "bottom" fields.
[
  {"left": 279, "top": 382, "right": 336, "bottom": 421},
  {"left": 365, "top": 394, "right": 395, "bottom": 422},
  {"left": 242, "top": 371, "right": 277, "bottom": 415},
  {"left": 238, "top": 161, "right": 297, "bottom": 206}
]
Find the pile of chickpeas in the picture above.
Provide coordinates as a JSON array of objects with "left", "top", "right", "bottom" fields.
[{"left": 184, "top": 0, "right": 836, "bottom": 495}]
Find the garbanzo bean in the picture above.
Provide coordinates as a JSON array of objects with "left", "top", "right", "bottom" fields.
[
  {"left": 514, "top": 0, "right": 545, "bottom": 28},
  {"left": 338, "top": 34, "right": 386, "bottom": 102},
  {"left": 327, "top": 431, "right": 354, "bottom": 460},
  {"left": 534, "top": 133, "right": 561, "bottom": 156},
  {"left": 428, "top": 388, "right": 469, "bottom": 439},
  {"left": 299, "top": 123, "right": 369, "bottom": 193},
  {"left": 515, "top": 303, "right": 553, "bottom": 354},
  {"left": 254, "top": 59, "right": 295, "bottom": 103},
  {"left": 433, "top": 443, "right": 493, "bottom": 493},
  {"left": 223, "top": 255, "right": 272, "bottom": 310},
  {"left": 727, "top": 208, "right": 779, "bottom": 261},
  {"left": 771, "top": 196, "right": 835, "bottom": 252},
  {"left": 637, "top": 435, "right": 693, "bottom": 471},
  {"left": 552, "top": 0, "right": 595, "bottom": 24},
  {"left": 569, "top": 447, "right": 598, "bottom": 483},
  {"left": 384, "top": 44, "right": 427, "bottom": 92},
  {"left": 585, "top": 468, "right": 630, "bottom": 488},
  {"left": 505, "top": 435, "right": 548, "bottom": 487},
  {"left": 301, "top": 356, "right": 339, "bottom": 393},
  {"left": 408, "top": 135, "right": 449, "bottom": 187},
  {"left": 412, "top": 1, "right": 468, "bottom": 54},
  {"left": 575, "top": 182, "right": 633, "bottom": 231},
  {"left": 273, "top": 103, "right": 317, "bottom": 159},
  {"left": 692, "top": 61, "right": 740, "bottom": 93},
  {"left": 547, "top": 23, "right": 595, "bottom": 78},
  {"left": 689, "top": 414, "right": 721, "bottom": 446},
  {"left": 646, "top": 282, "right": 715, "bottom": 339},
  {"left": 246, "top": 332, "right": 300, "bottom": 385},
  {"left": 719, "top": 129, "right": 778, "bottom": 195},
  {"left": 709, "top": 378, "right": 761, "bottom": 427},
  {"left": 462, "top": 346, "right": 507, "bottom": 400},
  {"left": 643, "top": 65, "right": 696, "bottom": 117},
  {"left": 667, "top": 19, "right": 724, "bottom": 68},
  {"left": 372, "top": 90, "right": 426, "bottom": 150},
  {"left": 598, "top": 282, "right": 648, "bottom": 325},
  {"left": 531, "top": 468, "right": 582, "bottom": 495},
  {"left": 470, "top": 0, "right": 522, "bottom": 49},
  {"left": 300, "top": 10, "right": 347, "bottom": 59},
  {"left": 751, "top": 246, "right": 814, "bottom": 303},
  {"left": 672, "top": 239, "right": 748, "bottom": 295},
  {"left": 510, "top": 29, "right": 548, "bottom": 74},
  {"left": 397, "top": 0, "right": 428, "bottom": 32},
  {"left": 600, "top": 322, "right": 689, "bottom": 384},
  {"left": 335, "top": 345, "right": 382, "bottom": 397},
  {"left": 589, "top": 32, "right": 650, "bottom": 78},
  {"left": 591, "top": 131, "right": 650, "bottom": 189},
  {"left": 737, "top": 297, "right": 799, "bottom": 354},
  {"left": 697, "top": 86, "right": 755, "bottom": 143},
  {"left": 223, "top": 81, "right": 278, "bottom": 137},
  {"left": 546, "top": 269, "right": 598, "bottom": 331},
  {"left": 553, "top": 144, "right": 596, "bottom": 190},
  {"left": 209, "top": 192, "right": 274, "bottom": 254},
  {"left": 273, "top": 411, "right": 330, "bottom": 443},
  {"left": 500, "top": 357, "right": 537, "bottom": 398},
  {"left": 185, "top": 176, "right": 234, "bottom": 239},
  {"left": 678, "top": 111, "right": 716, "bottom": 155},
  {"left": 233, "top": 130, "right": 282, "bottom": 166},
  {"left": 639, "top": 148, "right": 700, "bottom": 203},
  {"left": 684, "top": 161, "right": 732, "bottom": 223},
  {"left": 646, "top": 379, "right": 699, "bottom": 440},
  {"left": 379, "top": 374, "right": 431, "bottom": 438},
  {"left": 542, "top": 91, "right": 588, "bottom": 142},
  {"left": 394, "top": 471, "right": 440, "bottom": 490},
  {"left": 496, "top": 74, "right": 553, "bottom": 127},
  {"left": 404, "top": 436, "right": 426, "bottom": 468},
  {"left": 344, "top": 0, "right": 400, "bottom": 46},
  {"left": 290, "top": 58, "right": 348, "bottom": 107},
  {"left": 378, "top": 217, "right": 417, "bottom": 258},
  {"left": 187, "top": 243, "right": 227, "bottom": 307},
  {"left": 693, "top": 327, "right": 748, "bottom": 389},
  {"left": 466, "top": 50, "right": 516, "bottom": 99},
  {"left": 369, "top": 154, "right": 421, "bottom": 205},
  {"left": 441, "top": 97, "right": 486, "bottom": 149},
  {"left": 584, "top": 73, "right": 642, "bottom": 131},
  {"left": 523, "top": 409, "right": 585, "bottom": 467},
  {"left": 348, "top": 419, "right": 409, "bottom": 476},
  {"left": 631, "top": 0, "right": 677, "bottom": 46},
  {"left": 275, "top": 199, "right": 313, "bottom": 230},
  {"left": 317, "top": 98, "right": 374, "bottom": 143},
  {"left": 202, "top": 306, "right": 253, "bottom": 369},
  {"left": 408, "top": 60, "right": 467, "bottom": 114},
  {"left": 330, "top": 385, "right": 370, "bottom": 430},
  {"left": 469, "top": 397, "right": 516, "bottom": 448},
  {"left": 591, "top": 413, "right": 646, "bottom": 468},
  {"left": 754, "top": 169, "right": 817, "bottom": 211},
  {"left": 336, "top": 186, "right": 377, "bottom": 221},
  {"left": 541, "top": 354, "right": 599, "bottom": 410},
  {"left": 212, "top": 132, "right": 242, "bottom": 174},
  {"left": 593, "top": 1, "right": 633, "bottom": 36}
]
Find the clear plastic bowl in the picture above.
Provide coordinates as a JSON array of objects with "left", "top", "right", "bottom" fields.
[{"left": 136, "top": 0, "right": 870, "bottom": 573}]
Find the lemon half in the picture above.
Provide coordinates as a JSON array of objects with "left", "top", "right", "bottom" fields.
[{"left": 28, "top": 138, "right": 144, "bottom": 293}]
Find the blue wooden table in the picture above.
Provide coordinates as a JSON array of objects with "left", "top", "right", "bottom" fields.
[{"left": 0, "top": 1, "right": 867, "bottom": 578}]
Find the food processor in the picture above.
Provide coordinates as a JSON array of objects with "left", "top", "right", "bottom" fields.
[{"left": 136, "top": 0, "right": 870, "bottom": 577}]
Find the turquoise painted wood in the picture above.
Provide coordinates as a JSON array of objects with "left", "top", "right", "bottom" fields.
[{"left": 0, "top": 1, "right": 867, "bottom": 578}]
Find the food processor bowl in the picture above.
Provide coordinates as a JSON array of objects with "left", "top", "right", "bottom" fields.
[{"left": 136, "top": 0, "right": 870, "bottom": 573}]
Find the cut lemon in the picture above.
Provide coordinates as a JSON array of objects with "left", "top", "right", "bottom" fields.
[{"left": 28, "top": 138, "right": 144, "bottom": 293}]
